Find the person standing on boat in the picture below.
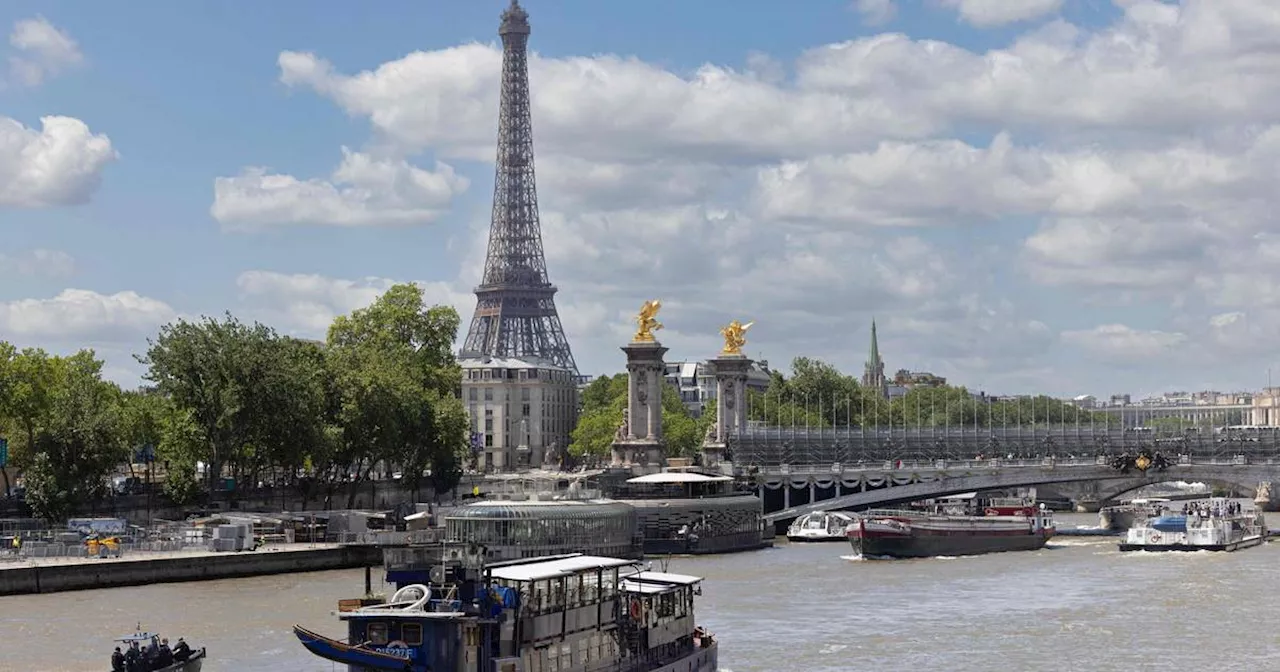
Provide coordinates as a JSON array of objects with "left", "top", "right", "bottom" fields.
[
  {"left": 172, "top": 638, "right": 191, "bottom": 662},
  {"left": 111, "top": 647, "right": 125, "bottom": 672},
  {"left": 124, "top": 643, "right": 142, "bottom": 672},
  {"left": 156, "top": 639, "right": 174, "bottom": 668}
]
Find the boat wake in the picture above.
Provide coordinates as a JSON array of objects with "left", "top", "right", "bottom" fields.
[
  {"left": 1114, "top": 548, "right": 1215, "bottom": 558},
  {"left": 841, "top": 553, "right": 964, "bottom": 561}
]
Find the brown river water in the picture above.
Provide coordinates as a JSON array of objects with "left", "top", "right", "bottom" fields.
[{"left": 3, "top": 514, "right": 1280, "bottom": 672}]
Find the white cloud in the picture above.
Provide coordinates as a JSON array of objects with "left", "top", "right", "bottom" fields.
[
  {"left": 211, "top": 148, "right": 468, "bottom": 230},
  {"left": 0, "top": 116, "right": 117, "bottom": 208},
  {"left": 1061, "top": 324, "right": 1188, "bottom": 360},
  {"left": 279, "top": 2, "right": 1280, "bottom": 161},
  {"left": 854, "top": 0, "right": 897, "bottom": 26},
  {"left": 219, "top": 0, "right": 1280, "bottom": 395},
  {"left": 8, "top": 16, "right": 82, "bottom": 86},
  {"left": 0, "top": 249, "right": 75, "bottom": 277},
  {"left": 0, "top": 289, "right": 175, "bottom": 342},
  {"left": 234, "top": 271, "right": 474, "bottom": 338},
  {"left": 937, "top": 0, "right": 1063, "bottom": 27}
]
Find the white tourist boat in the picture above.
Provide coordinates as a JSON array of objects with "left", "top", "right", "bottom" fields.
[
  {"left": 1099, "top": 497, "right": 1172, "bottom": 531},
  {"left": 786, "top": 511, "right": 855, "bottom": 542},
  {"left": 1119, "top": 498, "right": 1266, "bottom": 552}
]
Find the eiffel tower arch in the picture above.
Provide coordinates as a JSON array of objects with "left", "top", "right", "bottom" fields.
[{"left": 460, "top": 1, "right": 580, "bottom": 472}]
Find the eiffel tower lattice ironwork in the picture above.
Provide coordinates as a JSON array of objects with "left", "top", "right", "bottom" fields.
[{"left": 460, "top": 0, "right": 577, "bottom": 373}]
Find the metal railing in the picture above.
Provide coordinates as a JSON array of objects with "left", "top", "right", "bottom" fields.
[{"left": 728, "top": 427, "right": 1280, "bottom": 467}]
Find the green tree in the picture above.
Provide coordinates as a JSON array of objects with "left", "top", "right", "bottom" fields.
[
  {"left": 568, "top": 375, "right": 628, "bottom": 459},
  {"left": 4, "top": 347, "right": 62, "bottom": 466},
  {"left": 140, "top": 314, "right": 256, "bottom": 497},
  {"left": 567, "top": 372, "right": 711, "bottom": 460},
  {"left": 326, "top": 283, "right": 466, "bottom": 503},
  {"left": 140, "top": 314, "right": 329, "bottom": 498},
  {"left": 0, "top": 341, "right": 15, "bottom": 496},
  {"left": 21, "top": 350, "right": 126, "bottom": 522}
]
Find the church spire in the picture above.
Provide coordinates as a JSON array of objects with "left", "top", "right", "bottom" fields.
[
  {"left": 862, "top": 319, "right": 888, "bottom": 398},
  {"left": 869, "top": 319, "right": 880, "bottom": 368}
]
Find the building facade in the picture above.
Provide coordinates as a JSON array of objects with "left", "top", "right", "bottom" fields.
[
  {"left": 463, "top": 357, "right": 579, "bottom": 470},
  {"left": 892, "top": 369, "right": 947, "bottom": 389},
  {"left": 663, "top": 359, "right": 772, "bottom": 417}
]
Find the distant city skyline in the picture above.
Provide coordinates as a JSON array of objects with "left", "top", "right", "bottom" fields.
[{"left": 2, "top": 2, "right": 1278, "bottom": 399}]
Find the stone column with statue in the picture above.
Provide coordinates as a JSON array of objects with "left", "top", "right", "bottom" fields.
[
  {"left": 611, "top": 300, "right": 668, "bottom": 473},
  {"left": 701, "top": 320, "right": 754, "bottom": 472}
]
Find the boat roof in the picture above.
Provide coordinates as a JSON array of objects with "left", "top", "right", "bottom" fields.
[
  {"left": 626, "top": 472, "right": 732, "bottom": 484},
  {"left": 620, "top": 570, "right": 704, "bottom": 594},
  {"left": 797, "top": 511, "right": 855, "bottom": 520},
  {"left": 489, "top": 555, "right": 636, "bottom": 582},
  {"left": 115, "top": 632, "right": 157, "bottom": 642},
  {"left": 623, "top": 570, "right": 703, "bottom": 586}
]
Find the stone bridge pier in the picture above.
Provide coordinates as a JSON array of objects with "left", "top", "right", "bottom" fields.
[{"left": 1044, "top": 481, "right": 1103, "bottom": 512}]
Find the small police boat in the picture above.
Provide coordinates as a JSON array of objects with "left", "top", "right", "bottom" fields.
[
  {"left": 107, "top": 624, "right": 205, "bottom": 671},
  {"left": 295, "top": 552, "right": 718, "bottom": 672}
]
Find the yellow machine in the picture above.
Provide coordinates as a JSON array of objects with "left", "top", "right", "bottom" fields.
[{"left": 85, "top": 535, "right": 122, "bottom": 557}]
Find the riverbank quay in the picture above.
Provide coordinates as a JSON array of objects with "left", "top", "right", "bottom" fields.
[{"left": 0, "top": 543, "right": 380, "bottom": 596}]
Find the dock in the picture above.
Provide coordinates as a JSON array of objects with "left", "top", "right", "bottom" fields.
[{"left": 0, "top": 543, "right": 380, "bottom": 596}]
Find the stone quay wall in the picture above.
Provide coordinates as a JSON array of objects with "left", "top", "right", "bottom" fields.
[{"left": 0, "top": 544, "right": 381, "bottom": 596}]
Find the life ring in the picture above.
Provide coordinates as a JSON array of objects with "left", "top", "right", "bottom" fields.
[
  {"left": 1150, "top": 533, "right": 1162, "bottom": 543},
  {"left": 984, "top": 508, "right": 999, "bottom": 516},
  {"left": 629, "top": 599, "right": 643, "bottom": 620}
]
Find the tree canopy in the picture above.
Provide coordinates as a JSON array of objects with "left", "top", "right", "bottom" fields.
[
  {"left": 0, "top": 348, "right": 128, "bottom": 520},
  {"left": 746, "top": 356, "right": 1117, "bottom": 428},
  {"left": 569, "top": 373, "right": 711, "bottom": 461},
  {"left": 0, "top": 281, "right": 470, "bottom": 523}
]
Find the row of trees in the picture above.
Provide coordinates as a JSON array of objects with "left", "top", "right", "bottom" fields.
[
  {"left": 0, "top": 284, "right": 470, "bottom": 521},
  {"left": 746, "top": 357, "right": 1118, "bottom": 428}
]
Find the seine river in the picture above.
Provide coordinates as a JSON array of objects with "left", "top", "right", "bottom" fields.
[{"left": 4, "top": 513, "right": 1279, "bottom": 672}]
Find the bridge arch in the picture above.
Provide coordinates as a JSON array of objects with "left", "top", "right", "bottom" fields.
[
  {"left": 762, "top": 464, "right": 1280, "bottom": 525},
  {"left": 1097, "top": 475, "right": 1262, "bottom": 503}
]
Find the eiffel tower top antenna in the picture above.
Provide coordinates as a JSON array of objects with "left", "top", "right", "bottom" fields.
[{"left": 460, "top": 1, "right": 578, "bottom": 374}]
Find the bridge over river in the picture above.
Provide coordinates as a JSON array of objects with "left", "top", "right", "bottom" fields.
[{"left": 716, "top": 425, "right": 1280, "bottom": 525}]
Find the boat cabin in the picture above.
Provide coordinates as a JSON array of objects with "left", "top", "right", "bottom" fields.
[
  {"left": 295, "top": 552, "right": 718, "bottom": 672},
  {"left": 618, "top": 569, "right": 709, "bottom": 665},
  {"left": 304, "top": 583, "right": 471, "bottom": 671}
]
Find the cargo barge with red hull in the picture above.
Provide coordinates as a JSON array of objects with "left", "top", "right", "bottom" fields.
[{"left": 847, "top": 506, "right": 1056, "bottom": 559}]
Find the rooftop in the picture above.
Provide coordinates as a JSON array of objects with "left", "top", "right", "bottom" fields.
[{"left": 459, "top": 356, "right": 571, "bottom": 371}]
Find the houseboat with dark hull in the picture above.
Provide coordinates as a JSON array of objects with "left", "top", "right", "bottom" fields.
[
  {"left": 295, "top": 553, "right": 718, "bottom": 672},
  {"left": 848, "top": 506, "right": 1056, "bottom": 559}
]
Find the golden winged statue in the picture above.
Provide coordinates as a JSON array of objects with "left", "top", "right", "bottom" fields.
[
  {"left": 633, "top": 300, "right": 663, "bottom": 342},
  {"left": 720, "top": 319, "right": 753, "bottom": 355}
]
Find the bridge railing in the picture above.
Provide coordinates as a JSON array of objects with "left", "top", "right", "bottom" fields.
[{"left": 726, "top": 426, "right": 1280, "bottom": 468}]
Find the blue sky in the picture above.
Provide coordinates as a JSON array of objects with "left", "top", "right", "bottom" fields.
[{"left": 2, "top": 0, "right": 1279, "bottom": 401}]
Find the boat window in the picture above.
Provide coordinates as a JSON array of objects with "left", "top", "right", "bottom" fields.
[
  {"left": 402, "top": 623, "right": 423, "bottom": 646},
  {"left": 367, "top": 622, "right": 389, "bottom": 646},
  {"left": 567, "top": 574, "right": 581, "bottom": 606}
]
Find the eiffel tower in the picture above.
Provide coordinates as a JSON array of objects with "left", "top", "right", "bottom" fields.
[{"left": 460, "top": 0, "right": 578, "bottom": 374}]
